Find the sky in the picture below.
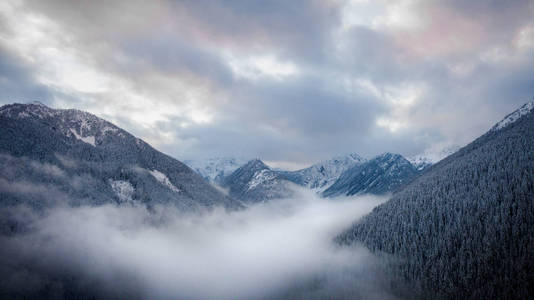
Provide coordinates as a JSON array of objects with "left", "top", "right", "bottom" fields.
[{"left": 1, "top": 0, "right": 533, "bottom": 169}]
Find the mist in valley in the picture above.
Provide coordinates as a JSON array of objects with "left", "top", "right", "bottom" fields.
[{"left": 0, "top": 189, "right": 400, "bottom": 299}]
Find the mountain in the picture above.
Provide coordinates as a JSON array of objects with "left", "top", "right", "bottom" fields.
[
  {"left": 221, "top": 159, "right": 295, "bottom": 203},
  {"left": 408, "top": 145, "right": 461, "bottom": 171},
  {"left": 184, "top": 157, "right": 248, "bottom": 183},
  {"left": 280, "top": 153, "right": 365, "bottom": 191},
  {"left": 491, "top": 100, "right": 534, "bottom": 131},
  {"left": 322, "top": 153, "right": 418, "bottom": 197},
  {"left": 222, "top": 153, "right": 416, "bottom": 203},
  {"left": 407, "top": 156, "right": 433, "bottom": 171},
  {"left": 0, "top": 102, "right": 242, "bottom": 211},
  {"left": 336, "top": 101, "right": 534, "bottom": 298}
]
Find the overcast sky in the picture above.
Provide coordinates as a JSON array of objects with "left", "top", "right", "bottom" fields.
[{"left": 1, "top": 0, "right": 533, "bottom": 169}]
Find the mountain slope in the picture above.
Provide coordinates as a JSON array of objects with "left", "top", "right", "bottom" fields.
[
  {"left": 222, "top": 153, "right": 414, "bottom": 203},
  {"left": 337, "top": 101, "right": 534, "bottom": 298},
  {"left": 222, "top": 159, "right": 295, "bottom": 203},
  {"left": 0, "top": 102, "right": 241, "bottom": 211},
  {"left": 408, "top": 145, "right": 460, "bottom": 171},
  {"left": 184, "top": 157, "right": 248, "bottom": 183},
  {"left": 280, "top": 153, "right": 365, "bottom": 191},
  {"left": 323, "top": 153, "right": 417, "bottom": 197}
]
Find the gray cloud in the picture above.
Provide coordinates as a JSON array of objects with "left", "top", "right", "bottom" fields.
[
  {"left": 0, "top": 46, "right": 52, "bottom": 106},
  {"left": 1, "top": 0, "right": 533, "bottom": 165}
]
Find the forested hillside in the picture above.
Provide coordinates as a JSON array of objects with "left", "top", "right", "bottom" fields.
[
  {"left": 337, "top": 102, "right": 534, "bottom": 299},
  {"left": 0, "top": 103, "right": 241, "bottom": 211}
]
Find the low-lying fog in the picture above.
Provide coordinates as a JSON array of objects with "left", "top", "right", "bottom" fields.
[{"left": 1, "top": 190, "right": 399, "bottom": 299}]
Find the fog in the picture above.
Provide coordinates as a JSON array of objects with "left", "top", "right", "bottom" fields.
[{"left": 0, "top": 190, "right": 399, "bottom": 299}]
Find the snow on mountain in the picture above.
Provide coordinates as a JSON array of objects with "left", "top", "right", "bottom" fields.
[
  {"left": 109, "top": 180, "right": 134, "bottom": 203},
  {"left": 406, "top": 101, "right": 534, "bottom": 171},
  {"left": 408, "top": 156, "right": 433, "bottom": 171},
  {"left": 0, "top": 101, "right": 127, "bottom": 148},
  {"left": 281, "top": 153, "right": 366, "bottom": 191},
  {"left": 247, "top": 169, "right": 277, "bottom": 191},
  {"left": 323, "top": 153, "right": 418, "bottom": 197},
  {"left": 491, "top": 101, "right": 534, "bottom": 131},
  {"left": 149, "top": 169, "right": 181, "bottom": 193},
  {"left": 69, "top": 128, "right": 96, "bottom": 146},
  {"left": 408, "top": 145, "right": 460, "bottom": 171},
  {"left": 222, "top": 159, "right": 295, "bottom": 203},
  {"left": 338, "top": 101, "right": 534, "bottom": 299},
  {"left": 0, "top": 102, "right": 241, "bottom": 210},
  {"left": 184, "top": 157, "right": 248, "bottom": 183}
]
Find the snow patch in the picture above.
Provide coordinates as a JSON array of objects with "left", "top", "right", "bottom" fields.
[
  {"left": 101, "top": 126, "right": 118, "bottom": 135},
  {"left": 69, "top": 128, "right": 96, "bottom": 146},
  {"left": 247, "top": 169, "right": 277, "bottom": 191},
  {"left": 492, "top": 101, "right": 534, "bottom": 131},
  {"left": 109, "top": 180, "right": 134, "bottom": 203},
  {"left": 18, "top": 111, "right": 31, "bottom": 118},
  {"left": 71, "top": 111, "right": 94, "bottom": 132},
  {"left": 149, "top": 170, "right": 181, "bottom": 193}
]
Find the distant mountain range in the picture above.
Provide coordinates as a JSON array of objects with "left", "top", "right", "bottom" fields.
[
  {"left": 0, "top": 101, "right": 451, "bottom": 210},
  {"left": 0, "top": 102, "right": 242, "bottom": 211},
  {"left": 337, "top": 101, "right": 534, "bottom": 299},
  {"left": 185, "top": 144, "right": 467, "bottom": 204},
  {"left": 218, "top": 152, "right": 425, "bottom": 203},
  {"left": 2, "top": 100, "right": 532, "bottom": 298}
]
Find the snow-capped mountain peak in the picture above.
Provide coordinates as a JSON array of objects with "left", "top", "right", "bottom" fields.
[
  {"left": 221, "top": 159, "right": 294, "bottom": 203},
  {"left": 282, "top": 153, "right": 366, "bottom": 191},
  {"left": 492, "top": 101, "right": 534, "bottom": 131},
  {"left": 184, "top": 157, "right": 249, "bottom": 183},
  {"left": 408, "top": 145, "right": 461, "bottom": 171}
]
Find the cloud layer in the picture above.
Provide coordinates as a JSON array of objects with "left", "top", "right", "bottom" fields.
[
  {"left": 0, "top": 191, "right": 399, "bottom": 299},
  {"left": 1, "top": 0, "right": 533, "bottom": 164}
]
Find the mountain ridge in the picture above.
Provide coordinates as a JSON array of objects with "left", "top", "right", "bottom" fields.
[
  {"left": 322, "top": 152, "right": 418, "bottom": 197},
  {"left": 0, "top": 102, "right": 242, "bottom": 211},
  {"left": 184, "top": 157, "right": 249, "bottom": 184},
  {"left": 336, "top": 101, "right": 534, "bottom": 298},
  {"left": 221, "top": 158, "right": 295, "bottom": 203},
  {"left": 280, "top": 153, "right": 366, "bottom": 191}
]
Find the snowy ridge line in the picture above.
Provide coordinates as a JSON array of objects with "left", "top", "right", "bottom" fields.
[
  {"left": 0, "top": 102, "right": 129, "bottom": 147},
  {"left": 491, "top": 101, "right": 534, "bottom": 131}
]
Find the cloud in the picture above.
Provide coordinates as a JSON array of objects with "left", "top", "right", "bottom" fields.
[
  {"left": 0, "top": 45, "right": 52, "bottom": 105},
  {"left": 1, "top": 0, "right": 534, "bottom": 165},
  {"left": 0, "top": 190, "right": 402, "bottom": 299}
]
